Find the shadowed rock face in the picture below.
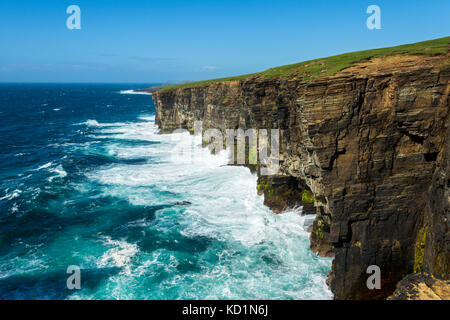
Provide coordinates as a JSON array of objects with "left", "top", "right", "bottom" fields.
[
  {"left": 153, "top": 54, "right": 450, "bottom": 299},
  {"left": 256, "top": 175, "right": 316, "bottom": 215}
]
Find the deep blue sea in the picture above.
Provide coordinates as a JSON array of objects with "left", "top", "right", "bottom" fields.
[{"left": 0, "top": 84, "right": 332, "bottom": 300}]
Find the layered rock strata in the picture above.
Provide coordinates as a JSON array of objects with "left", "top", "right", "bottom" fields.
[{"left": 152, "top": 54, "right": 450, "bottom": 299}]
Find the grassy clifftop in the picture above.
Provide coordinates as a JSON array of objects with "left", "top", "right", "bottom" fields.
[{"left": 160, "top": 36, "right": 449, "bottom": 92}]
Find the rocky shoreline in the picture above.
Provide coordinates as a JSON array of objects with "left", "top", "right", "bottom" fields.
[{"left": 151, "top": 44, "right": 449, "bottom": 299}]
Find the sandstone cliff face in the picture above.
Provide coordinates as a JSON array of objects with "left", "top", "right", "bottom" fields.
[
  {"left": 152, "top": 55, "right": 450, "bottom": 299},
  {"left": 388, "top": 273, "right": 450, "bottom": 300}
]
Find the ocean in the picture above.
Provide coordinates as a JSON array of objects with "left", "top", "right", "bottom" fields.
[{"left": 0, "top": 84, "right": 332, "bottom": 300}]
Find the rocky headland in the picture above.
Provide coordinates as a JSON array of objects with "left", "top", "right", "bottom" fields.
[{"left": 152, "top": 37, "right": 450, "bottom": 299}]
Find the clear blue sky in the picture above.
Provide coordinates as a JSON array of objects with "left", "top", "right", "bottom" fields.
[{"left": 0, "top": 0, "right": 448, "bottom": 83}]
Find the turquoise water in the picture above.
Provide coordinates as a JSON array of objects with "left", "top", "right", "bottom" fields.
[{"left": 0, "top": 84, "right": 332, "bottom": 300}]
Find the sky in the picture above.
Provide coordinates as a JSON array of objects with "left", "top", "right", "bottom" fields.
[{"left": 0, "top": 0, "right": 449, "bottom": 83}]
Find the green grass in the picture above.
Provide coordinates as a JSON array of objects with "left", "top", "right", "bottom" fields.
[
  {"left": 159, "top": 36, "right": 449, "bottom": 92},
  {"left": 159, "top": 73, "right": 258, "bottom": 92}
]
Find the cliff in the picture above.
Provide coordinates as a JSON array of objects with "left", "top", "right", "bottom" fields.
[{"left": 152, "top": 37, "right": 450, "bottom": 299}]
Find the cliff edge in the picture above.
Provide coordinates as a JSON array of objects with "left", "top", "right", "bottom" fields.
[{"left": 152, "top": 37, "right": 450, "bottom": 299}]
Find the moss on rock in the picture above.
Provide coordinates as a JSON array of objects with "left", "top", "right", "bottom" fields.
[
  {"left": 301, "top": 189, "right": 315, "bottom": 204},
  {"left": 414, "top": 225, "right": 428, "bottom": 273}
]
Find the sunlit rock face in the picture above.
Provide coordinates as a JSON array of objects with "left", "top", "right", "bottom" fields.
[{"left": 388, "top": 273, "right": 450, "bottom": 300}]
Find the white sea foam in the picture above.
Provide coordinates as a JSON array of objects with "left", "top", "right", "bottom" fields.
[
  {"left": 119, "top": 90, "right": 152, "bottom": 96},
  {"left": 48, "top": 165, "right": 67, "bottom": 181},
  {"left": 0, "top": 189, "right": 22, "bottom": 201},
  {"left": 97, "top": 236, "right": 139, "bottom": 275},
  {"left": 84, "top": 119, "right": 100, "bottom": 127},
  {"left": 75, "top": 119, "right": 127, "bottom": 128},
  {"left": 82, "top": 115, "right": 333, "bottom": 299},
  {"left": 137, "top": 115, "right": 155, "bottom": 121},
  {"left": 0, "top": 254, "right": 48, "bottom": 280},
  {"left": 11, "top": 203, "right": 19, "bottom": 214},
  {"left": 35, "top": 162, "right": 53, "bottom": 171},
  {"left": 14, "top": 152, "right": 29, "bottom": 157}
]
